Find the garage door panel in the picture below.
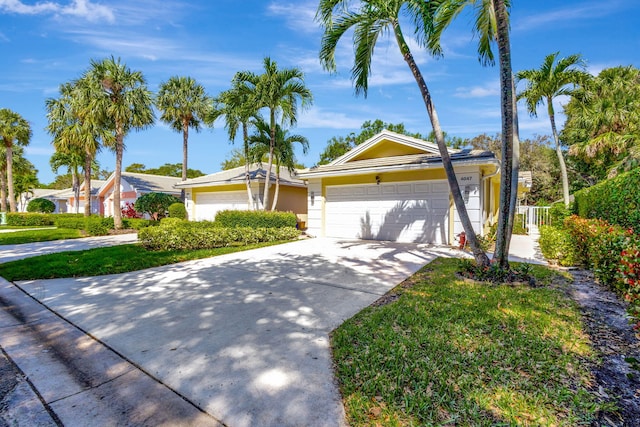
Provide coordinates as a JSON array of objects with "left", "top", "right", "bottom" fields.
[
  {"left": 195, "top": 191, "right": 249, "bottom": 221},
  {"left": 325, "top": 182, "right": 450, "bottom": 244}
]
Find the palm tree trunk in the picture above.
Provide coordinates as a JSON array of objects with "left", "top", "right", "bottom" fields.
[
  {"left": 182, "top": 119, "right": 189, "bottom": 181},
  {"left": 506, "top": 78, "right": 521, "bottom": 249},
  {"left": 392, "top": 21, "right": 490, "bottom": 267},
  {"left": 491, "top": 0, "right": 515, "bottom": 269},
  {"left": 271, "top": 164, "right": 281, "bottom": 211},
  {"left": 73, "top": 167, "right": 80, "bottom": 213},
  {"left": 84, "top": 151, "right": 92, "bottom": 217},
  {"left": 548, "top": 101, "right": 570, "bottom": 207},
  {"left": 6, "top": 145, "right": 16, "bottom": 212},
  {"left": 263, "top": 110, "right": 276, "bottom": 211},
  {"left": 113, "top": 123, "right": 124, "bottom": 229},
  {"left": 0, "top": 166, "right": 7, "bottom": 212},
  {"left": 243, "top": 123, "right": 254, "bottom": 209}
]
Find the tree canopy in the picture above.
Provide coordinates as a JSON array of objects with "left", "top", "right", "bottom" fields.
[{"left": 125, "top": 162, "right": 205, "bottom": 178}]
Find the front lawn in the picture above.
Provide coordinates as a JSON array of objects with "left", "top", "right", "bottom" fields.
[
  {"left": 0, "top": 228, "right": 83, "bottom": 245},
  {"left": 0, "top": 241, "right": 285, "bottom": 281},
  {"left": 333, "top": 258, "right": 605, "bottom": 426}
]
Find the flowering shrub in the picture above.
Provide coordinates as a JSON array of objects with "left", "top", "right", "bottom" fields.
[
  {"left": 539, "top": 225, "right": 578, "bottom": 266},
  {"left": 121, "top": 202, "right": 142, "bottom": 219},
  {"left": 619, "top": 242, "right": 640, "bottom": 330}
]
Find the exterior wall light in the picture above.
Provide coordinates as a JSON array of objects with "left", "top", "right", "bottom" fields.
[{"left": 375, "top": 175, "right": 381, "bottom": 185}]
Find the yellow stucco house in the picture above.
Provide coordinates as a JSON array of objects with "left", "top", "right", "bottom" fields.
[
  {"left": 297, "top": 130, "right": 502, "bottom": 245},
  {"left": 175, "top": 165, "right": 308, "bottom": 221}
]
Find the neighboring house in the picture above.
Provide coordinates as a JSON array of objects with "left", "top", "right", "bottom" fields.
[
  {"left": 174, "top": 164, "right": 307, "bottom": 222},
  {"left": 57, "top": 180, "right": 106, "bottom": 214},
  {"left": 297, "top": 129, "right": 503, "bottom": 245},
  {"left": 98, "top": 172, "right": 182, "bottom": 217},
  {"left": 18, "top": 188, "right": 69, "bottom": 213}
]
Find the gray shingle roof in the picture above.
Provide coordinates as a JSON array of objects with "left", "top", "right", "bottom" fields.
[{"left": 120, "top": 172, "right": 182, "bottom": 194}]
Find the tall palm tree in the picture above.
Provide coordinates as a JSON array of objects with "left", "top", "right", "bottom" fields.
[
  {"left": 209, "top": 79, "right": 261, "bottom": 209},
  {"left": 0, "top": 108, "right": 32, "bottom": 212},
  {"left": 317, "top": 0, "right": 490, "bottom": 266},
  {"left": 427, "top": 0, "right": 515, "bottom": 268},
  {"left": 82, "top": 57, "right": 154, "bottom": 228},
  {"left": 156, "top": 76, "right": 211, "bottom": 183},
  {"left": 46, "top": 80, "right": 109, "bottom": 216},
  {"left": 248, "top": 119, "right": 309, "bottom": 210},
  {"left": 517, "top": 52, "right": 589, "bottom": 207},
  {"left": 50, "top": 150, "right": 84, "bottom": 213},
  {"left": 235, "top": 57, "right": 312, "bottom": 211}
]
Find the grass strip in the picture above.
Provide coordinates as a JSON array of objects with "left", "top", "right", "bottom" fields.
[
  {"left": 0, "top": 241, "right": 285, "bottom": 281},
  {"left": 332, "top": 258, "right": 606, "bottom": 426},
  {"left": 0, "top": 228, "right": 83, "bottom": 245}
]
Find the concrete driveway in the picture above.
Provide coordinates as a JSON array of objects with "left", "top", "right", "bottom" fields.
[{"left": 10, "top": 238, "right": 460, "bottom": 427}]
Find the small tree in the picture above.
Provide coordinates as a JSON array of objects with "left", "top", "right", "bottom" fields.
[
  {"left": 27, "top": 198, "right": 55, "bottom": 213},
  {"left": 134, "top": 192, "right": 181, "bottom": 220}
]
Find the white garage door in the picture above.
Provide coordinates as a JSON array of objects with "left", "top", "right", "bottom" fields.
[
  {"left": 325, "top": 181, "right": 450, "bottom": 244},
  {"left": 194, "top": 191, "right": 249, "bottom": 221}
]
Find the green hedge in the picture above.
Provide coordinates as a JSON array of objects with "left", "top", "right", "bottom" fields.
[
  {"left": 6, "top": 213, "right": 54, "bottom": 226},
  {"left": 538, "top": 225, "right": 578, "bottom": 267},
  {"left": 573, "top": 167, "right": 640, "bottom": 230},
  {"left": 139, "top": 220, "right": 299, "bottom": 251},
  {"left": 215, "top": 210, "right": 297, "bottom": 229},
  {"left": 26, "top": 198, "right": 55, "bottom": 213},
  {"left": 168, "top": 202, "right": 187, "bottom": 219}
]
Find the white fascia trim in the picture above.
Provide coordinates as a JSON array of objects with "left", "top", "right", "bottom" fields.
[
  {"left": 299, "top": 158, "right": 498, "bottom": 179},
  {"left": 175, "top": 180, "right": 307, "bottom": 190},
  {"left": 331, "top": 129, "right": 455, "bottom": 166}
]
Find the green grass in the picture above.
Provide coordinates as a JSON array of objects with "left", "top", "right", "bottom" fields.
[
  {"left": 0, "top": 241, "right": 285, "bottom": 281},
  {"left": 0, "top": 228, "right": 83, "bottom": 245},
  {"left": 332, "top": 258, "right": 605, "bottom": 426}
]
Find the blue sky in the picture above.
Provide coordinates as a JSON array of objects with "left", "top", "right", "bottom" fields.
[{"left": 1, "top": 0, "right": 639, "bottom": 184}]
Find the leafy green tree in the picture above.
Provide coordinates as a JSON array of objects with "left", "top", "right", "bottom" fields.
[
  {"left": 516, "top": 52, "right": 589, "bottom": 207},
  {"left": 317, "top": 0, "right": 491, "bottom": 266},
  {"left": 210, "top": 79, "right": 262, "bottom": 208},
  {"left": 27, "top": 198, "right": 55, "bottom": 213},
  {"left": 156, "top": 76, "right": 211, "bottom": 183},
  {"left": 0, "top": 108, "right": 32, "bottom": 212},
  {"left": 563, "top": 66, "right": 640, "bottom": 179},
  {"left": 134, "top": 192, "right": 181, "bottom": 220},
  {"left": 235, "top": 57, "right": 312, "bottom": 211},
  {"left": 220, "top": 148, "right": 268, "bottom": 170},
  {"left": 124, "top": 162, "right": 204, "bottom": 178},
  {"left": 82, "top": 57, "right": 154, "bottom": 228},
  {"left": 249, "top": 118, "right": 309, "bottom": 210}
]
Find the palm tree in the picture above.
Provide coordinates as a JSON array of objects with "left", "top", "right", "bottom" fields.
[
  {"left": 46, "top": 80, "right": 109, "bottom": 216},
  {"left": 209, "top": 79, "right": 261, "bottom": 209},
  {"left": 235, "top": 57, "right": 312, "bottom": 211},
  {"left": 317, "top": 0, "right": 490, "bottom": 266},
  {"left": 517, "top": 52, "right": 589, "bottom": 207},
  {"left": 0, "top": 109, "right": 32, "bottom": 212},
  {"left": 156, "top": 76, "right": 211, "bottom": 184},
  {"left": 248, "top": 119, "right": 309, "bottom": 210},
  {"left": 82, "top": 57, "right": 154, "bottom": 228},
  {"left": 50, "top": 151, "right": 84, "bottom": 213},
  {"left": 427, "top": 0, "right": 516, "bottom": 268}
]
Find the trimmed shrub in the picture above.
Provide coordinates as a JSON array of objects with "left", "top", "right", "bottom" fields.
[
  {"left": 619, "top": 242, "right": 640, "bottom": 330},
  {"left": 538, "top": 225, "right": 578, "bottom": 267},
  {"left": 168, "top": 202, "right": 187, "bottom": 219},
  {"left": 124, "top": 218, "right": 157, "bottom": 230},
  {"left": 215, "top": 210, "right": 297, "bottom": 229},
  {"left": 54, "top": 215, "right": 86, "bottom": 230},
  {"left": 6, "top": 213, "right": 54, "bottom": 226},
  {"left": 26, "top": 198, "right": 55, "bottom": 213},
  {"left": 84, "top": 216, "right": 113, "bottom": 236},
  {"left": 548, "top": 202, "right": 572, "bottom": 227},
  {"left": 573, "top": 167, "right": 640, "bottom": 230},
  {"left": 139, "top": 220, "right": 299, "bottom": 251}
]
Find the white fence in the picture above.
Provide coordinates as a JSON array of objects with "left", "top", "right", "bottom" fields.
[{"left": 518, "top": 206, "right": 551, "bottom": 232}]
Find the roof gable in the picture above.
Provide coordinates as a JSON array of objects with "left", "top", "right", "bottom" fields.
[
  {"left": 331, "top": 129, "right": 452, "bottom": 166},
  {"left": 98, "top": 172, "right": 181, "bottom": 197}
]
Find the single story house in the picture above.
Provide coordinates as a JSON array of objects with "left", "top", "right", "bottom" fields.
[
  {"left": 297, "top": 129, "right": 503, "bottom": 245},
  {"left": 98, "top": 172, "right": 182, "bottom": 217},
  {"left": 174, "top": 165, "right": 307, "bottom": 222},
  {"left": 18, "top": 188, "right": 69, "bottom": 213},
  {"left": 56, "top": 179, "right": 106, "bottom": 214}
]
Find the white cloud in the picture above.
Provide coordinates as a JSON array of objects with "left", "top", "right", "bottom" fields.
[
  {"left": 0, "top": 0, "right": 115, "bottom": 23},
  {"left": 298, "top": 107, "right": 364, "bottom": 129},
  {"left": 454, "top": 80, "right": 500, "bottom": 98},
  {"left": 267, "top": 1, "right": 319, "bottom": 34},
  {"left": 514, "top": 1, "right": 626, "bottom": 32}
]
